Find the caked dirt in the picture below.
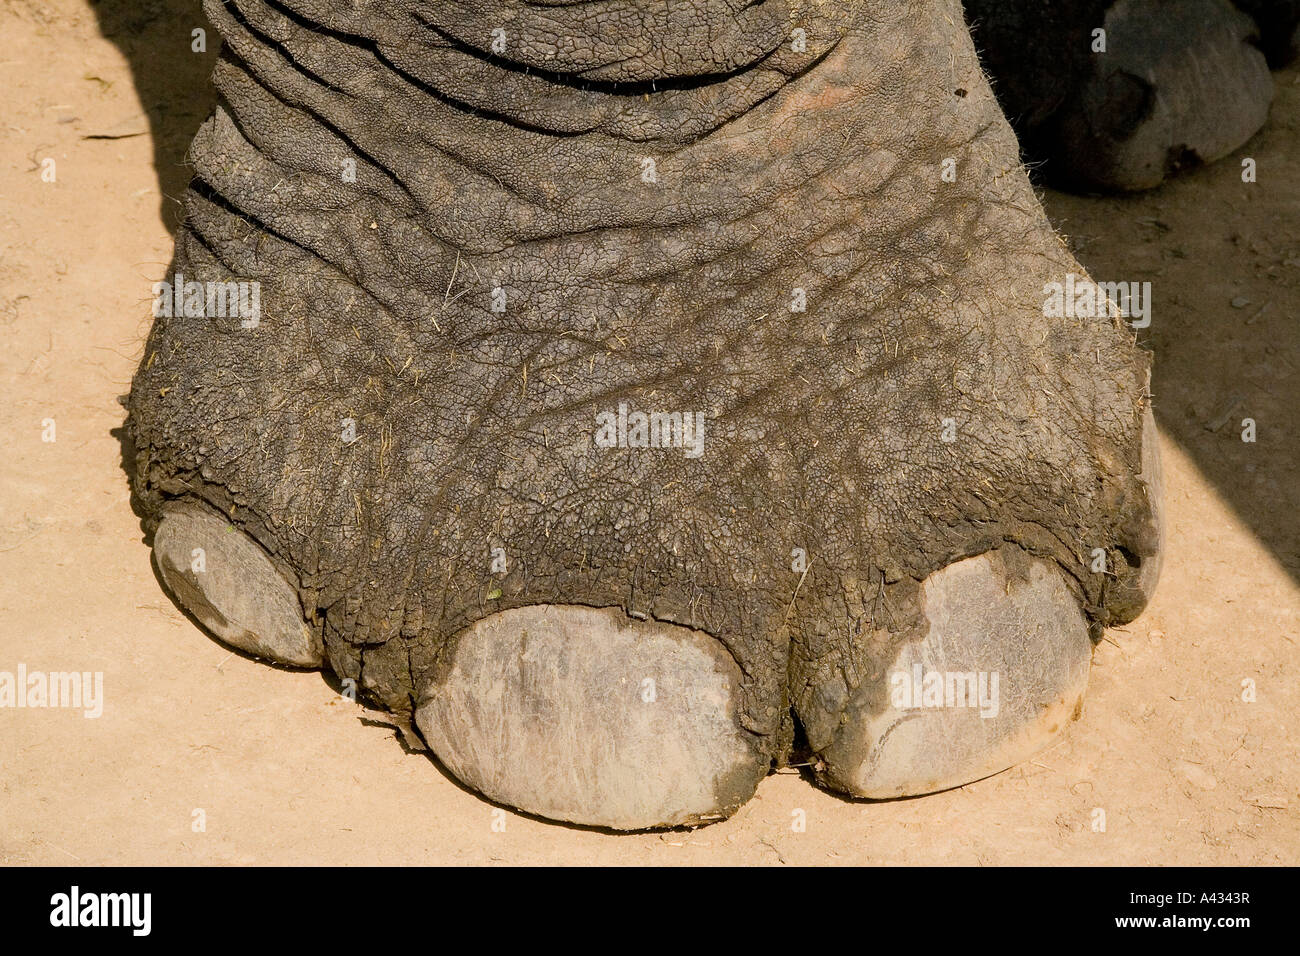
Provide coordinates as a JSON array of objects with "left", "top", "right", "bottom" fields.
[{"left": 1, "top": 0, "right": 1296, "bottom": 864}]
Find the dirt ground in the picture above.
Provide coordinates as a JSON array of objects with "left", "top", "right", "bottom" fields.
[{"left": 1, "top": 0, "right": 1296, "bottom": 865}]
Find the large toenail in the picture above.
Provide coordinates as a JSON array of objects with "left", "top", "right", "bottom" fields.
[
  {"left": 817, "top": 551, "right": 1091, "bottom": 799},
  {"left": 153, "top": 499, "right": 321, "bottom": 667},
  {"left": 415, "top": 605, "right": 768, "bottom": 830}
]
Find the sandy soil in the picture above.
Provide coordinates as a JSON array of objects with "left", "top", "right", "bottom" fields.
[{"left": 1, "top": 0, "right": 1296, "bottom": 865}]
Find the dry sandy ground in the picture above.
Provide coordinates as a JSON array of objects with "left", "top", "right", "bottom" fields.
[{"left": 1, "top": 0, "right": 1296, "bottom": 865}]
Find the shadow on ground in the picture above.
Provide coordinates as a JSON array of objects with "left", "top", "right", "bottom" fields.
[
  {"left": 1039, "top": 81, "right": 1299, "bottom": 583},
  {"left": 88, "top": 0, "right": 217, "bottom": 230}
]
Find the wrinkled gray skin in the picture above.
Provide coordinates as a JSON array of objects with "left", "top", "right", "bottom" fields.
[{"left": 128, "top": 0, "right": 1163, "bottom": 829}]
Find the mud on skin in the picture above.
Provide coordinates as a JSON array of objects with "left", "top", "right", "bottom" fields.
[{"left": 127, "top": 0, "right": 1163, "bottom": 829}]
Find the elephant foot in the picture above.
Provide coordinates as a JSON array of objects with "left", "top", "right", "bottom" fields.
[
  {"left": 1064, "top": 0, "right": 1273, "bottom": 190},
  {"left": 968, "top": 0, "right": 1274, "bottom": 191},
  {"left": 130, "top": 0, "right": 1168, "bottom": 829}
]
